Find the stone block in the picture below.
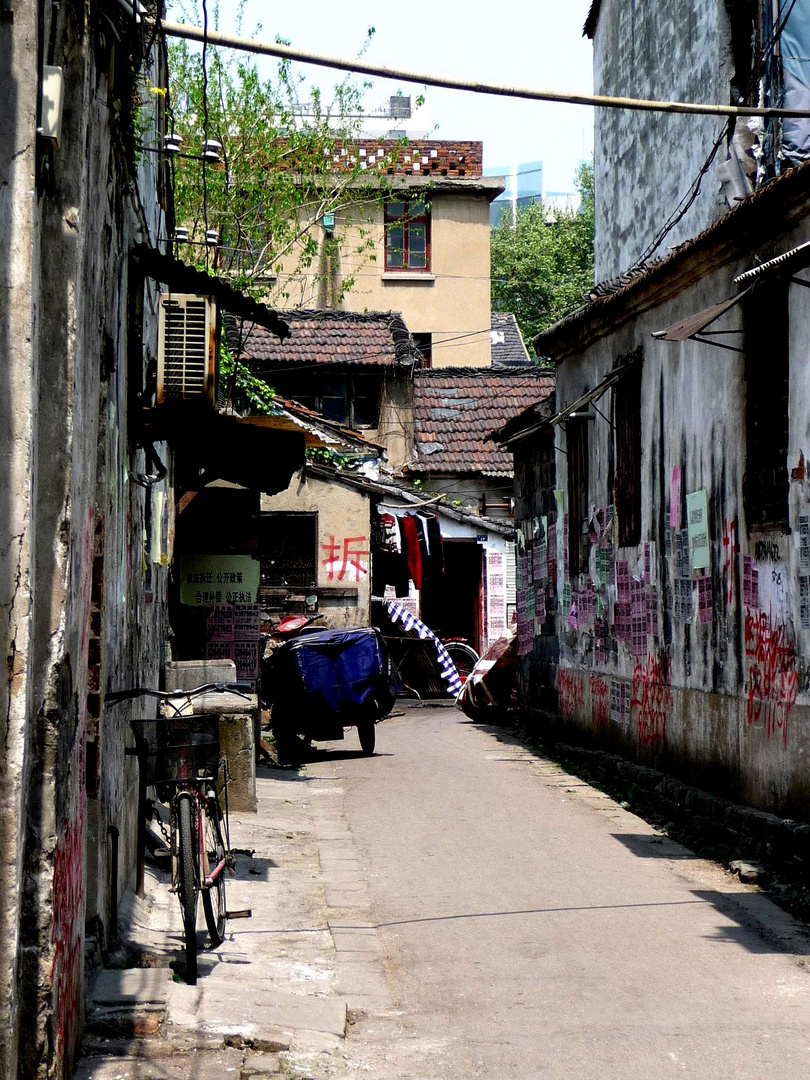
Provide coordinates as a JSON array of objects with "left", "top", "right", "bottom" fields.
[
  {"left": 164, "top": 659, "right": 237, "bottom": 691},
  {"left": 219, "top": 712, "right": 257, "bottom": 813}
]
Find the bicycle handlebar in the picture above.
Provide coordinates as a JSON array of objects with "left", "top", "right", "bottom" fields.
[{"left": 105, "top": 682, "right": 253, "bottom": 705}]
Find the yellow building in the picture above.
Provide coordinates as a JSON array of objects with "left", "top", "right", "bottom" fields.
[{"left": 275, "top": 140, "right": 505, "bottom": 369}]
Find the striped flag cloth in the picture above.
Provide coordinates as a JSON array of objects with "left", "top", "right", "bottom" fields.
[{"left": 384, "top": 600, "right": 463, "bottom": 696}]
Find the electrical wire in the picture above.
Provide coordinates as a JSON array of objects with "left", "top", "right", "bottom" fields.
[{"left": 155, "top": 18, "right": 810, "bottom": 120}]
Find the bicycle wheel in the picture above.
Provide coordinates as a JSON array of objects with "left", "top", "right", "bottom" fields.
[
  {"left": 176, "top": 797, "right": 199, "bottom": 984},
  {"left": 201, "top": 797, "right": 227, "bottom": 947},
  {"left": 444, "top": 641, "right": 479, "bottom": 685}
]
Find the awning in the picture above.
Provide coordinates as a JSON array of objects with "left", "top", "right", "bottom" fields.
[
  {"left": 132, "top": 244, "right": 290, "bottom": 340},
  {"left": 651, "top": 288, "right": 752, "bottom": 343},
  {"left": 549, "top": 356, "right": 639, "bottom": 427},
  {"left": 733, "top": 240, "right": 810, "bottom": 285},
  {"left": 229, "top": 396, "right": 385, "bottom": 455}
]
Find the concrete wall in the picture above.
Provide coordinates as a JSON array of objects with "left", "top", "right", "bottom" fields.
[
  {"left": 1, "top": 7, "right": 169, "bottom": 1077},
  {"left": 280, "top": 190, "right": 494, "bottom": 368},
  {"left": 261, "top": 472, "right": 372, "bottom": 627},
  {"left": 516, "top": 210, "right": 810, "bottom": 821},
  {"left": 592, "top": 0, "right": 733, "bottom": 281}
]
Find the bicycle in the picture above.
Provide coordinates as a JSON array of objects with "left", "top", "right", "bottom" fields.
[
  {"left": 440, "top": 639, "right": 480, "bottom": 684},
  {"left": 105, "top": 681, "right": 251, "bottom": 984}
]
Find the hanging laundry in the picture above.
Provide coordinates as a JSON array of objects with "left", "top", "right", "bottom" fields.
[{"left": 399, "top": 513, "right": 423, "bottom": 589}]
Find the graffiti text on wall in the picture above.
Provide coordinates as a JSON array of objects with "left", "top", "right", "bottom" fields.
[
  {"left": 632, "top": 652, "right": 672, "bottom": 746},
  {"left": 52, "top": 813, "right": 85, "bottom": 1063},
  {"left": 590, "top": 675, "right": 610, "bottom": 729},
  {"left": 558, "top": 668, "right": 584, "bottom": 720},
  {"left": 321, "top": 536, "right": 370, "bottom": 582},
  {"left": 744, "top": 609, "right": 797, "bottom": 748}
]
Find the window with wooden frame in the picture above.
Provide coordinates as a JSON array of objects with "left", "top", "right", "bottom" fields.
[
  {"left": 567, "top": 418, "right": 590, "bottom": 575},
  {"left": 614, "top": 358, "right": 642, "bottom": 547},
  {"left": 384, "top": 200, "right": 430, "bottom": 271},
  {"left": 743, "top": 281, "right": 789, "bottom": 528}
]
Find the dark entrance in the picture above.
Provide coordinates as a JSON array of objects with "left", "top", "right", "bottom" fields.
[{"left": 420, "top": 539, "right": 483, "bottom": 652}]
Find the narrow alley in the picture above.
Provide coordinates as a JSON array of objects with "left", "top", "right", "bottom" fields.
[{"left": 77, "top": 707, "right": 810, "bottom": 1080}]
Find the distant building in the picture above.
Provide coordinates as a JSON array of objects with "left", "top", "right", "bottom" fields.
[{"left": 486, "top": 161, "right": 544, "bottom": 227}]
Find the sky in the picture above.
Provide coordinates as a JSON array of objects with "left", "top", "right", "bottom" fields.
[{"left": 169, "top": 0, "right": 595, "bottom": 196}]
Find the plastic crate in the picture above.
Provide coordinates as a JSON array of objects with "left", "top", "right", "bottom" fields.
[{"left": 129, "top": 715, "right": 220, "bottom": 786}]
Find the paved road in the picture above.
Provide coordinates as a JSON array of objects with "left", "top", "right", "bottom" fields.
[{"left": 304, "top": 706, "right": 810, "bottom": 1080}]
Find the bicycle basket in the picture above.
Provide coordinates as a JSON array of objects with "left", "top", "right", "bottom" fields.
[{"left": 130, "top": 715, "right": 221, "bottom": 786}]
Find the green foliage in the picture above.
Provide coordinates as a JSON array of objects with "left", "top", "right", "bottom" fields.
[
  {"left": 219, "top": 339, "right": 275, "bottom": 415},
  {"left": 166, "top": 2, "right": 394, "bottom": 303},
  {"left": 491, "top": 162, "right": 594, "bottom": 351},
  {"left": 305, "top": 446, "right": 353, "bottom": 468}
]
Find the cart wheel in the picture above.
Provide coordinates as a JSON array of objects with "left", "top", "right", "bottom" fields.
[{"left": 357, "top": 722, "right": 376, "bottom": 756}]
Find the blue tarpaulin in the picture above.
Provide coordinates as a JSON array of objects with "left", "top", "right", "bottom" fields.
[
  {"left": 272, "top": 626, "right": 396, "bottom": 722},
  {"left": 780, "top": 0, "right": 810, "bottom": 164}
]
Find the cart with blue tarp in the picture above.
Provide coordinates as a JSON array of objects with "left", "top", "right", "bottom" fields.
[{"left": 262, "top": 626, "right": 396, "bottom": 761}]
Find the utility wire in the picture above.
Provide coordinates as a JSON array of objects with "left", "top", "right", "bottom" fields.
[{"left": 155, "top": 19, "right": 810, "bottom": 120}]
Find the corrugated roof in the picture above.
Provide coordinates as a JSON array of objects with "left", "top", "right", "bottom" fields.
[
  {"left": 490, "top": 313, "right": 533, "bottom": 366},
  {"left": 410, "top": 368, "right": 554, "bottom": 475},
  {"left": 227, "top": 310, "right": 419, "bottom": 368}
]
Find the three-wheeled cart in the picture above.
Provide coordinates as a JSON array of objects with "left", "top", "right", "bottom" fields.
[{"left": 262, "top": 626, "right": 396, "bottom": 761}]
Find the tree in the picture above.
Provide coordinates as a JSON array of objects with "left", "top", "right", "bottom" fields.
[
  {"left": 166, "top": 13, "right": 388, "bottom": 303},
  {"left": 490, "top": 163, "right": 594, "bottom": 352},
  {"left": 161, "top": 4, "right": 396, "bottom": 411}
]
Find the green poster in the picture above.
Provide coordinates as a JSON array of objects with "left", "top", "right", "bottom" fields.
[
  {"left": 179, "top": 555, "right": 261, "bottom": 606},
  {"left": 686, "top": 490, "right": 710, "bottom": 572}
]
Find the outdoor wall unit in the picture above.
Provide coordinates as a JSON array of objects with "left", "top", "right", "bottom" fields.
[{"left": 157, "top": 293, "right": 218, "bottom": 404}]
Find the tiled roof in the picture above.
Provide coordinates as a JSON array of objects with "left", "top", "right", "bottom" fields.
[
  {"left": 410, "top": 368, "right": 554, "bottom": 476},
  {"left": 533, "top": 157, "right": 810, "bottom": 360},
  {"left": 227, "top": 310, "right": 419, "bottom": 368},
  {"left": 583, "top": 0, "right": 602, "bottom": 38},
  {"left": 490, "top": 313, "right": 532, "bottom": 366}
]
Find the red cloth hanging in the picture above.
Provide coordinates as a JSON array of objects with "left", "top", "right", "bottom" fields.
[{"left": 399, "top": 514, "right": 423, "bottom": 590}]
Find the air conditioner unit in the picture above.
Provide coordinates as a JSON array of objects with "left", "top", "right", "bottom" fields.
[{"left": 157, "top": 293, "right": 217, "bottom": 404}]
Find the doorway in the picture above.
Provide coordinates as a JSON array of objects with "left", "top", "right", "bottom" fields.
[{"left": 420, "top": 539, "right": 483, "bottom": 652}]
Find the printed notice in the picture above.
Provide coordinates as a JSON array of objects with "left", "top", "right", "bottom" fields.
[
  {"left": 686, "top": 490, "right": 710, "bottom": 572},
  {"left": 742, "top": 555, "right": 759, "bottom": 609}
]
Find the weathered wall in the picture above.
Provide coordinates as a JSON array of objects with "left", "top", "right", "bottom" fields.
[
  {"left": 592, "top": 0, "right": 733, "bottom": 281},
  {"left": 370, "top": 368, "right": 412, "bottom": 471},
  {"left": 1, "top": 6, "right": 169, "bottom": 1078},
  {"left": 282, "top": 190, "right": 495, "bottom": 368},
  {"left": 0, "top": 3, "right": 38, "bottom": 1075},
  {"left": 516, "top": 212, "right": 810, "bottom": 820},
  {"left": 261, "top": 472, "right": 372, "bottom": 627}
]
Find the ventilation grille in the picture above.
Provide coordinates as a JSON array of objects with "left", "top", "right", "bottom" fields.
[{"left": 157, "top": 294, "right": 216, "bottom": 402}]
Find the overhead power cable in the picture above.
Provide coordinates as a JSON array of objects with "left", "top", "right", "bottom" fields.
[{"left": 155, "top": 19, "right": 810, "bottom": 119}]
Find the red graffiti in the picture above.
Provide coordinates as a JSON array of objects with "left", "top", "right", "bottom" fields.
[
  {"left": 591, "top": 675, "right": 610, "bottom": 729},
  {"left": 744, "top": 608, "right": 797, "bottom": 747},
  {"left": 632, "top": 652, "right": 672, "bottom": 746},
  {"left": 52, "top": 813, "right": 85, "bottom": 1063},
  {"left": 722, "top": 518, "right": 739, "bottom": 606},
  {"left": 557, "top": 669, "right": 585, "bottom": 720},
  {"left": 321, "top": 535, "right": 370, "bottom": 582}
]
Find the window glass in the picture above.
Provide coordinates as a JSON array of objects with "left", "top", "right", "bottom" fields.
[
  {"left": 386, "top": 201, "right": 406, "bottom": 218},
  {"left": 408, "top": 224, "right": 426, "bottom": 267},
  {"left": 386, "top": 226, "right": 405, "bottom": 267}
]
